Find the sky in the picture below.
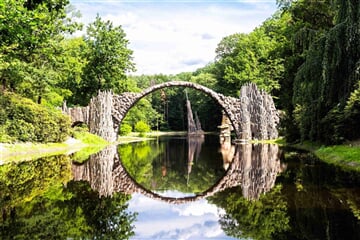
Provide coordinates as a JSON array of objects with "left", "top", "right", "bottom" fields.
[
  {"left": 128, "top": 191, "right": 239, "bottom": 240},
  {"left": 69, "top": 0, "right": 277, "bottom": 75}
]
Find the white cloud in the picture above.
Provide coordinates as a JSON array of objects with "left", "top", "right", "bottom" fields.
[
  {"left": 70, "top": 0, "right": 277, "bottom": 75},
  {"left": 127, "top": 192, "right": 234, "bottom": 239},
  {"left": 152, "top": 221, "right": 225, "bottom": 240},
  {"left": 173, "top": 199, "right": 221, "bottom": 217}
]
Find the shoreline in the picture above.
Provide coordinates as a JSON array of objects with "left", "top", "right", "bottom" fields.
[
  {"left": 290, "top": 140, "right": 360, "bottom": 171},
  {"left": 0, "top": 131, "right": 187, "bottom": 164},
  {"left": 0, "top": 139, "right": 89, "bottom": 164},
  {"left": 2, "top": 133, "right": 359, "bottom": 172}
]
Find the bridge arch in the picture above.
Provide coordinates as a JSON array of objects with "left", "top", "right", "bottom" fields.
[{"left": 112, "top": 81, "right": 238, "bottom": 137}]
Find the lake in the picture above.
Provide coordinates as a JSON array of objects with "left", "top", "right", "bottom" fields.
[{"left": 1, "top": 134, "right": 360, "bottom": 239}]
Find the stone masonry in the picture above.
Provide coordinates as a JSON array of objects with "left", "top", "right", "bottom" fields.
[{"left": 63, "top": 81, "right": 279, "bottom": 142}]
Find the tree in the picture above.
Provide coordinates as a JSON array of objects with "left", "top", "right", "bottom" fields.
[
  {"left": 80, "top": 15, "right": 135, "bottom": 105},
  {"left": 55, "top": 37, "right": 87, "bottom": 106},
  {"left": 0, "top": 0, "right": 81, "bottom": 103},
  {"left": 122, "top": 97, "right": 161, "bottom": 131},
  {"left": 286, "top": 0, "right": 359, "bottom": 143},
  {"left": 213, "top": 17, "right": 284, "bottom": 97}
]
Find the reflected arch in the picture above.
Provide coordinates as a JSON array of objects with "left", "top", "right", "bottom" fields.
[{"left": 71, "top": 144, "right": 284, "bottom": 204}]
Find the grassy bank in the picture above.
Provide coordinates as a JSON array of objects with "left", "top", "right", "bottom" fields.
[
  {"left": 0, "top": 131, "right": 109, "bottom": 164},
  {"left": 292, "top": 141, "right": 360, "bottom": 171}
]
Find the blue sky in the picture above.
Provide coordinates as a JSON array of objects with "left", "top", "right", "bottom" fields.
[{"left": 69, "top": 0, "right": 277, "bottom": 75}]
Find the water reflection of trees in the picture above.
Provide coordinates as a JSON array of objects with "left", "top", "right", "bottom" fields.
[
  {"left": 209, "top": 149, "right": 360, "bottom": 240},
  {"left": 2, "top": 141, "right": 359, "bottom": 239},
  {"left": 99, "top": 137, "right": 285, "bottom": 202},
  {"left": 208, "top": 185, "right": 289, "bottom": 240},
  {"left": 119, "top": 137, "right": 225, "bottom": 195},
  {"left": 278, "top": 152, "right": 360, "bottom": 240},
  {"left": 0, "top": 153, "right": 136, "bottom": 239},
  {"left": 207, "top": 142, "right": 290, "bottom": 240}
]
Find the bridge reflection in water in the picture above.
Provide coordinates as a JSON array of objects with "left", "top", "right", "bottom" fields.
[{"left": 72, "top": 139, "right": 286, "bottom": 203}]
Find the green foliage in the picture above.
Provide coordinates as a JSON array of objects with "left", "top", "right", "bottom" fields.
[
  {"left": 0, "top": 154, "right": 72, "bottom": 214},
  {"left": 118, "top": 142, "right": 155, "bottom": 185},
  {"left": 78, "top": 14, "right": 135, "bottom": 105},
  {"left": 120, "top": 123, "right": 132, "bottom": 136},
  {"left": 0, "top": 0, "right": 82, "bottom": 103},
  {"left": 279, "top": 0, "right": 360, "bottom": 143},
  {"left": 5, "top": 119, "right": 36, "bottom": 142},
  {"left": 72, "top": 126, "right": 108, "bottom": 145},
  {"left": 208, "top": 184, "right": 289, "bottom": 240},
  {"left": 0, "top": 156, "right": 136, "bottom": 239},
  {"left": 134, "top": 120, "right": 150, "bottom": 136},
  {"left": 343, "top": 81, "right": 360, "bottom": 139},
  {"left": 119, "top": 137, "right": 226, "bottom": 195},
  {"left": 315, "top": 145, "right": 360, "bottom": 171},
  {"left": 70, "top": 127, "right": 109, "bottom": 163},
  {"left": 213, "top": 16, "right": 285, "bottom": 96},
  {"left": 0, "top": 92, "right": 71, "bottom": 143},
  {"left": 52, "top": 37, "right": 87, "bottom": 106},
  {"left": 123, "top": 98, "right": 160, "bottom": 131}
]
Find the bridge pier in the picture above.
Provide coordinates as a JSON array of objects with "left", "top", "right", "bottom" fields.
[{"left": 88, "top": 91, "right": 117, "bottom": 142}]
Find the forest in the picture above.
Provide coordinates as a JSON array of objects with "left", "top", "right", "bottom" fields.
[{"left": 0, "top": 0, "right": 359, "bottom": 145}]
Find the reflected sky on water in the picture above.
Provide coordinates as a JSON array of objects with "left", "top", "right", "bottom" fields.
[{"left": 128, "top": 191, "right": 236, "bottom": 240}]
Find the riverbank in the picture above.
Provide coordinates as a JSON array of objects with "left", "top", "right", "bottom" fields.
[
  {"left": 0, "top": 131, "right": 186, "bottom": 164},
  {"left": 0, "top": 131, "right": 109, "bottom": 164},
  {"left": 0, "top": 140, "right": 85, "bottom": 164},
  {"left": 291, "top": 140, "right": 360, "bottom": 171}
]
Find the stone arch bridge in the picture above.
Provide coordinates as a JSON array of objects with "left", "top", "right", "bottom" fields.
[{"left": 63, "top": 81, "right": 279, "bottom": 142}]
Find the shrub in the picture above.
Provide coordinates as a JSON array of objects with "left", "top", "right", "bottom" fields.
[
  {"left": 0, "top": 125, "right": 13, "bottom": 143},
  {"left": 5, "top": 119, "right": 36, "bottom": 142},
  {"left": 120, "top": 123, "right": 132, "bottom": 136},
  {"left": 0, "top": 92, "right": 71, "bottom": 143},
  {"left": 134, "top": 121, "right": 150, "bottom": 137}
]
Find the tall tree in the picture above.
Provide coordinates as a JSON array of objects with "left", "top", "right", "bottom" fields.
[
  {"left": 0, "top": 0, "right": 81, "bottom": 103},
  {"left": 79, "top": 15, "right": 135, "bottom": 105},
  {"left": 213, "top": 16, "right": 285, "bottom": 97},
  {"left": 289, "top": 0, "right": 359, "bottom": 143}
]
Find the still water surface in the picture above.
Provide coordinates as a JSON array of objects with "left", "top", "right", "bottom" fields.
[{"left": 1, "top": 134, "right": 360, "bottom": 239}]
